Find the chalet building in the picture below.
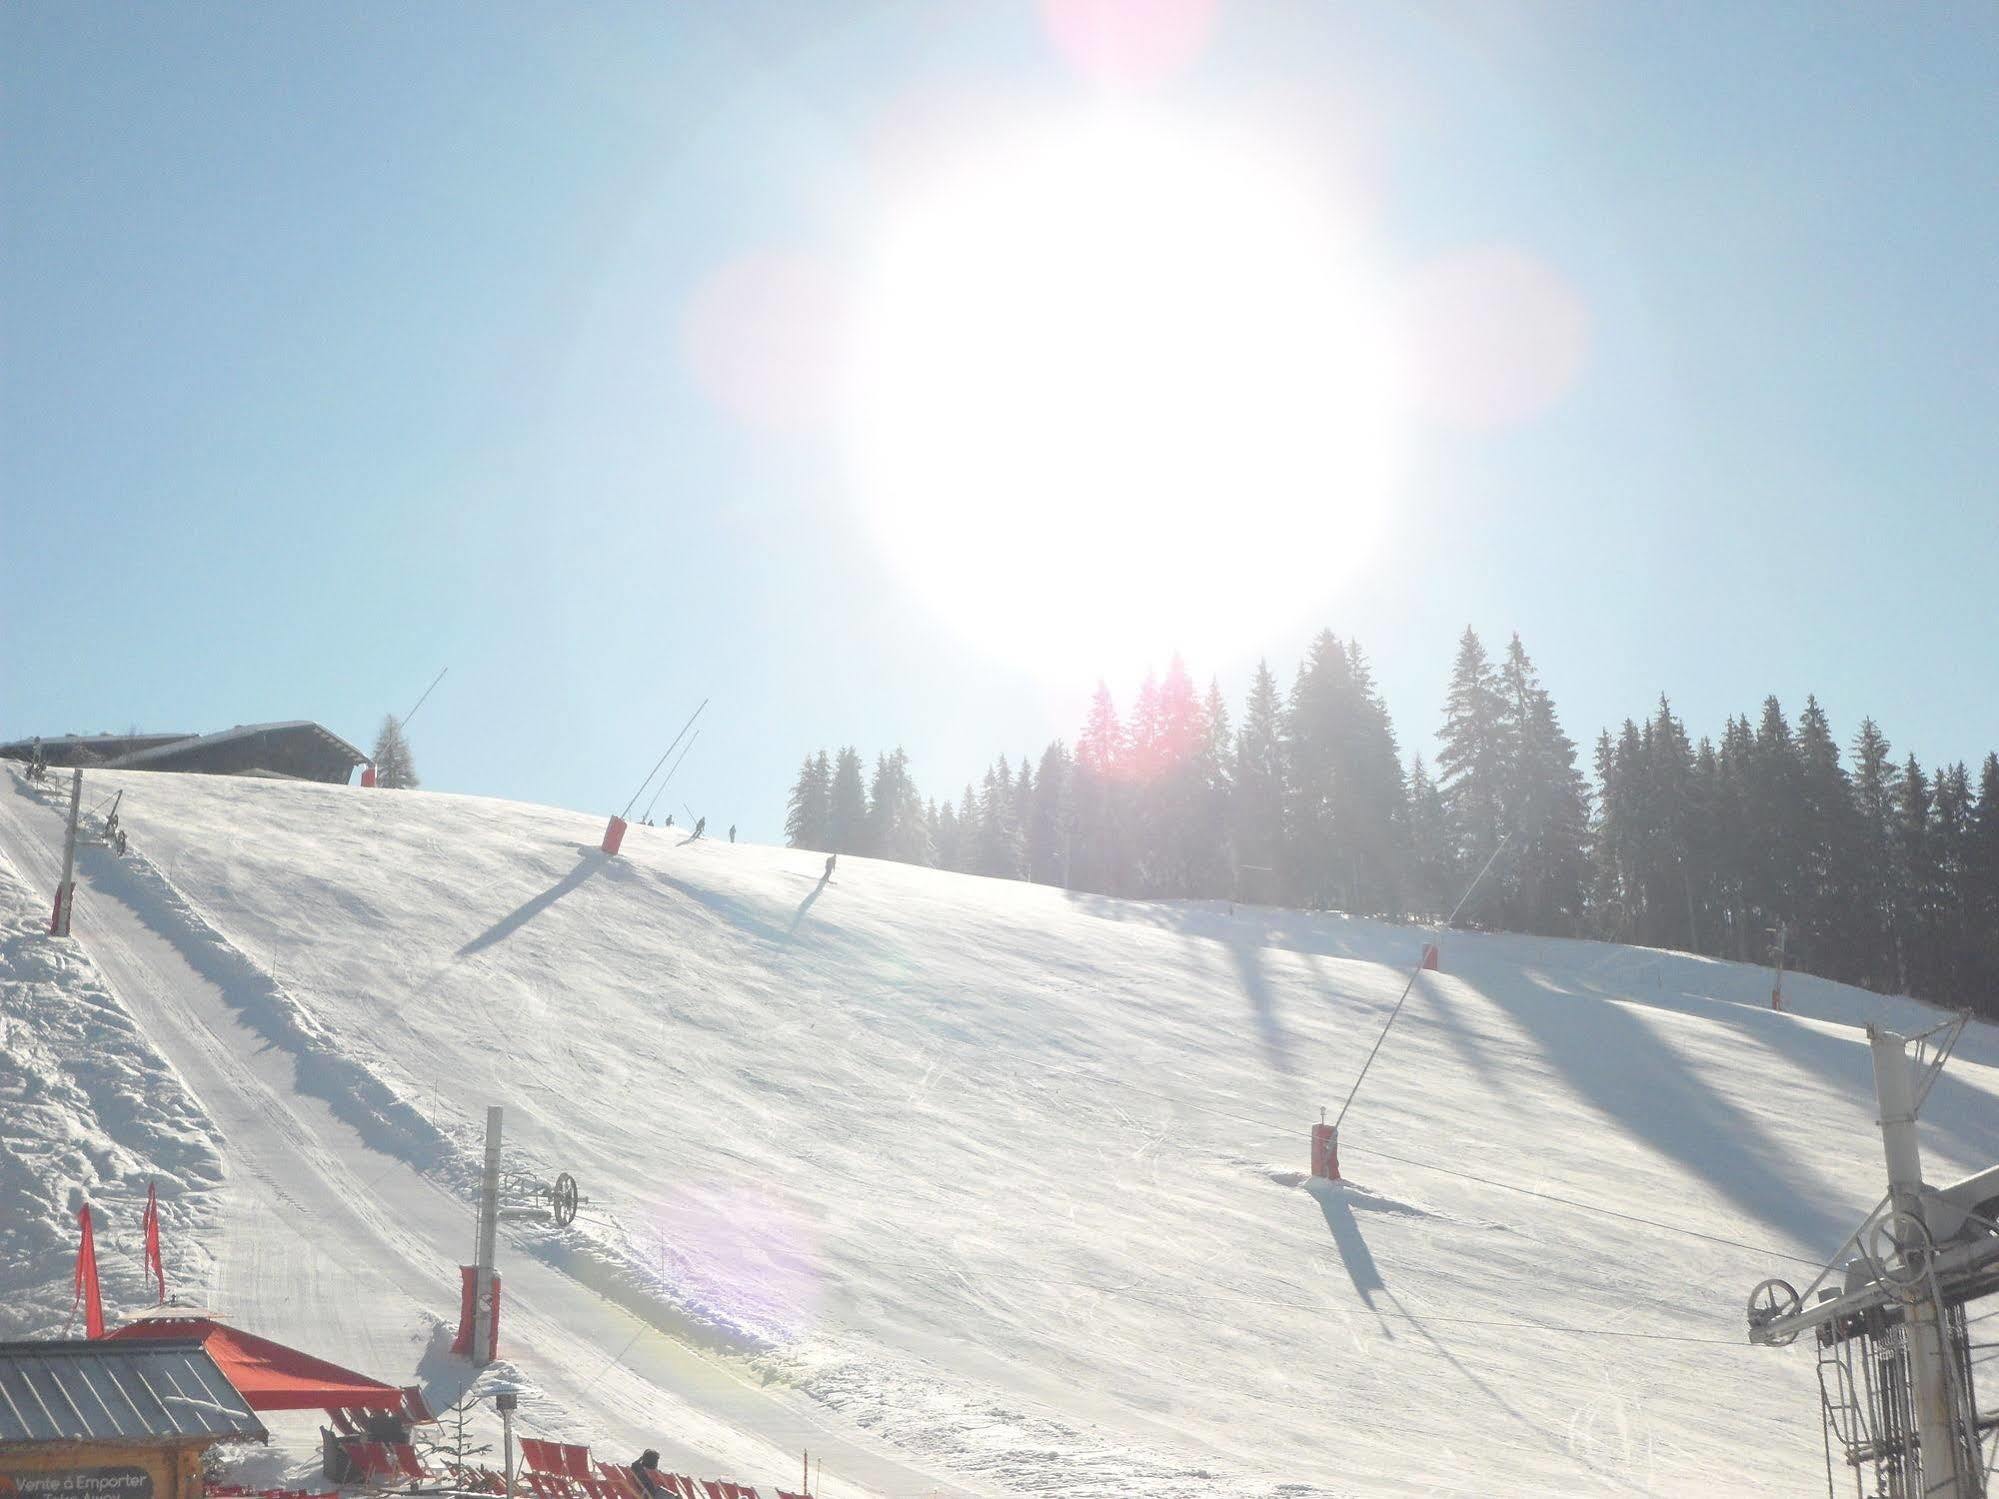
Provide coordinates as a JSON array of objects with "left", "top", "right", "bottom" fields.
[
  {"left": 0, "top": 1339, "right": 266, "bottom": 1499},
  {"left": 0, "top": 724, "right": 366, "bottom": 785}
]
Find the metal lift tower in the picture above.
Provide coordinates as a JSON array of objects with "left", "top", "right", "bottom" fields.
[{"left": 1747, "top": 1016, "right": 1999, "bottom": 1498}]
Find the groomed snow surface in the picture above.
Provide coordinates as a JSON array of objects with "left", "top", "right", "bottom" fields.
[{"left": 5, "top": 766, "right": 1998, "bottom": 1497}]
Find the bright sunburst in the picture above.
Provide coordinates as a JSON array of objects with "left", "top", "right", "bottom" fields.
[{"left": 843, "top": 108, "right": 1411, "bottom": 679}]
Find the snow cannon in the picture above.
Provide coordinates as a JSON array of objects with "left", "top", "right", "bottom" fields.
[
  {"left": 1311, "top": 1119, "right": 1340, "bottom": 1182},
  {"left": 601, "top": 814, "right": 628, "bottom": 856},
  {"left": 1420, "top": 943, "right": 1440, "bottom": 972}
]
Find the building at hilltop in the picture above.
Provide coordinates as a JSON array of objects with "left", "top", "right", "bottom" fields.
[
  {"left": 0, "top": 1337, "right": 267, "bottom": 1499},
  {"left": 0, "top": 723, "right": 367, "bottom": 785}
]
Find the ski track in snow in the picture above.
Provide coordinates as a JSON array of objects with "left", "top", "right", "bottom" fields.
[{"left": 7, "top": 765, "right": 1999, "bottom": 1496}]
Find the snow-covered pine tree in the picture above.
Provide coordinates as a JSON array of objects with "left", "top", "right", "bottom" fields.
[{"left": 371, "top": 715, "right": 419, "bottom": 789}]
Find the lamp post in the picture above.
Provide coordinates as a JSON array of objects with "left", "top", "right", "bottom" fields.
[{"left": 494, "top": 1389, "right": 518, "bottom": 1499}]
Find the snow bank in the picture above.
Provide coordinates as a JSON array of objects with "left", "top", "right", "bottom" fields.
[{"left": 0, "top": 844, "right": 224, "bottom": 1335}]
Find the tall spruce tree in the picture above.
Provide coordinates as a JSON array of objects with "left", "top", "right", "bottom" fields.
[
  {"left": 1405, "top": 755, "right": 1450, "bottom": 917},
  {"left": 371, "top": 715, "right": 419, "bottom": 789},
  {"left": 1891, "top": 755, "right": 1939, "bottom": 997},
  {"left": 1792, "top": 696, "right": 1861, "bottom": 978},
  {"left": 1850, "top": 719, "right": 1899, "bottom": 990},
  {"left": 1231, "top": 661, "right": 1286, "bottom": 905},
  {"left": 827, "top": 747, "right": 869, "bottom": 855},
  {"left": 1072, "top": 683, "right": 1128, "bottom": 894},
  {"left": 1495, "top": 635, "right": 1588, "bottom": 933},
  {"left": 784, "top": 752, "right": 831, "bottom": 849},
  {"left": 1027, "top": 741, "right": 1072, "bottom": 887},
  {"left": 1435, "top": 628, "right": 1510, "bottom": 922},
  {"left": 866, "top": 748, "right": 932, "bottom": 865},
  {"left": 1966, "top": 755, "right": 1999, "bottom": 1003}
]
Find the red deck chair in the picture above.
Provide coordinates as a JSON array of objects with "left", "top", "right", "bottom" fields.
[
  {"left": 392, "top": 1443, "right": 445, "bottom": 1483},
  {"left": 520, "top": 1440, "right": 558, "bottom": 1474},
  {"left": 326, "top": 1408, "right": 358, "bottom": 1437},
  {"left": 340, "top": 1440, "right": 400, "bottom": 1486},
  {"left": 528, "top": 1472, "right": 576, "bottom": 1499},
  {"left": 592, "top": 1463, "right": 642, "bottom": 1499},
  {"left": 559, "top": 1446, "right": 594, "bottom": 1483},
  {"left": 665, "top": 1476, "right": 702, "bottom": 1499},
  {"left": 400, "top": 1386, "right": 440, "bottom": 1425}
]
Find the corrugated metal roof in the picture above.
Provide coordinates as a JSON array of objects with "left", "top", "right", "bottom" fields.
[
  {"left": 109, "top": 722, "right": 363, "bottom": 770},
  {"left": 0, "top": 1340, "right": 267, "bottom": 1447}
]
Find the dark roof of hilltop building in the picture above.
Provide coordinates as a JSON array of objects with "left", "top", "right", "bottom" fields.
[
  {"left": 0, "top": 1338, "right": 268, "bottom": 1446},
  {"left": 0, "top": 732, "right": 191, "bottom": 765},
  {"left": 1, "top": 722, "right": 366, "bottom": 785}
]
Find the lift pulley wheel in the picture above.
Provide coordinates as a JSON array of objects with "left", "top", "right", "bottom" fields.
[
  {"left": 552, "top": 1172, "right": 580, "bottom": 1228},
  {"left": 1862, "top": 1209, "right": 1932, "bottom": 1303},
  {"left": 1747, "top": 1277, "right": 1803, "bottom": 1345}
]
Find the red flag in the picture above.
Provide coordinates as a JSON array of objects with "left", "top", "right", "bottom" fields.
[
  {"left": 142, "top": 1182, "right": 165, "bottom": 1303},
  {"left": 73, "top": 1204, "right": 105, "bottom": 1339}
]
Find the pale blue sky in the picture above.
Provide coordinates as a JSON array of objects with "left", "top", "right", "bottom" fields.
[{"left": 4, "top": 3, "right": 1995, "bottom": 839}]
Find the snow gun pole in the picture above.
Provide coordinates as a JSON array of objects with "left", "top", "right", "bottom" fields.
[
  {"left": 621, "top": 699, "right": 708, "bottom": 823},
  {"left": 399, "top": 666, "right": 449, "bottom": 730},
  {"left": 51, "top": 769, "right": 82, "bottom": 936},
  {"left": 1332, "top": 833, "right": 1511, "bottom": 1133},
  {"left": 641, "top": 730, "right": 700, "bottom": 823}
]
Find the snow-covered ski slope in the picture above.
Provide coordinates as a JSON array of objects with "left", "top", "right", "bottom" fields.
[{"left": 6, "top": 766, "right": 1999, "bottom": 1498}]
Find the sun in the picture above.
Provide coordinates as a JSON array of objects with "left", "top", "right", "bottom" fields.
[{"left": 841, "top": 107, "right": 1411, "bottom": 681}]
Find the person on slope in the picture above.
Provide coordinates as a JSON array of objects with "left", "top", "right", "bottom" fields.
[
  {"left": 694, "top": 816, "right": 706, "bottom": 838},
  {"left": 728, "top": 824, "right": 736, "bottom": 843},
  {"left": 824, "top": 852, "right": 837, "bottom": 880},
  {"left": 629, "top": 1451, "right": 669, "bottom": 1499}
]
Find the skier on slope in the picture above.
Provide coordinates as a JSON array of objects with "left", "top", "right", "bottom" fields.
[
  {"left": 824, "top": 852, "right": 837, "bottom": 880},
  {"left": 694, "top": 816, "right": 706, "bottom": 838},
  {"left": 728, "top": 824, "right": 736, "bottom": 843}
]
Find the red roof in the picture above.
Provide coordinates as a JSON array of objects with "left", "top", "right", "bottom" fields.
[{"left": 105, "top": 1317, "right": 403, "bottom": 1412}]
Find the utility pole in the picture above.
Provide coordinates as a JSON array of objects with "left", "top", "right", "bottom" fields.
[
  {"left": 473, "top": 1106, "right": 502, "bottom": 1365},
  {"left": 1869, "top": 1026, "right": 1965, "bottom": 1495},
  {"left": 50, "top": 769, "right": 82, "bottom": 936}
]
